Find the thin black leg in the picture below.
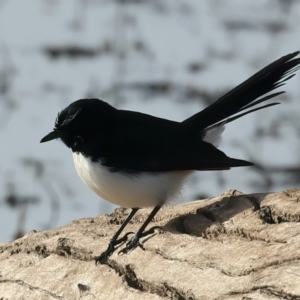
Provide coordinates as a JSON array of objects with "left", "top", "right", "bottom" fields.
[
  {"left": 95, "top": 208, "right": 139, "bottom": 264},
  {"left": 119, "top": 205, "right": 162, "bottom": 255}
]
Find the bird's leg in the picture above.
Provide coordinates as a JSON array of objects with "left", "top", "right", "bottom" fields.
[
  {"left": 95, "top": 208, "right": 139, "bottom": 264},
  {"left": 119, "top": 205, "right": 162, "bottom": 255}
]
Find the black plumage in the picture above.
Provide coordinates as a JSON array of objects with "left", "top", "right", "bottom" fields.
[
  {"left": 40, "top": 52, "right": 300, "bottom": 264},
  {"left": 44, "top": 51, "right": 300, "bottom": 173}
]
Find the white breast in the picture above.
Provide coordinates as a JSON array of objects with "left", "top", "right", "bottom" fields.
[{"left": 72, "top": 152, "right": 192, "bottom": 208}]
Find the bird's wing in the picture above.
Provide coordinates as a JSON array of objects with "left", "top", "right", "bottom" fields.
[{"left": 99, "top": 110, "right": 252, "bottom": 173}]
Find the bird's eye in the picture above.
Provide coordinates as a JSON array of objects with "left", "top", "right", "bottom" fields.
[{"left": 73, "top": 135, "right": 83, "bottom": 148}]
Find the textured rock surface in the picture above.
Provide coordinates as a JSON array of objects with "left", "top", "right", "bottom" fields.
[{"left": 1, "top": 189, "right": 300, "bottom": 299}]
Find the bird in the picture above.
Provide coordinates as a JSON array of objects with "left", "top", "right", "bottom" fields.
[{"left": 41, "top": 51, "right": 300, "bottom": 264}]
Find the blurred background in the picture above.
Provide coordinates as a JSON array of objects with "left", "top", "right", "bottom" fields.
[{"left": 0, "top": 0, "right": 300, "bottom": 243}]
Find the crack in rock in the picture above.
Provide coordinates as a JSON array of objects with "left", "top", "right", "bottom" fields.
[
  {"left": 228, "top": 285, "right": 300, "bottom": 300},
  {"left": 107, "top": 260, "right": 195, "bottom": 300},
  {"left": 0, "top": 279, "right": 64, "bottom": 299}
]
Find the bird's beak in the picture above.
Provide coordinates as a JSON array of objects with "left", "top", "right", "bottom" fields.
[{"left": 40, "top": 130, "right": 61, "bottom": 143}]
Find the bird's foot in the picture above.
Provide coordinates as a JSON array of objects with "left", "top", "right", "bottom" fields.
[
  {"left": 118, "top": 226, "right": 163, "bottom": 256},
  {"left": 118, "top": 234, "right": 143, "bottom": 255},
  {"left": 140, "top": 226, "right": 162, "bottom": 238},
  {"left": 95, "top": 232, "right": 134, "bottom": 265},
  {"left": 95, "top": 242, "right": 115, "bottom": 265}
]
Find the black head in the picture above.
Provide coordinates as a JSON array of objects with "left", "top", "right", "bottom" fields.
[{"left": 40, "top": 98, "right": 116, "bottom": 152}]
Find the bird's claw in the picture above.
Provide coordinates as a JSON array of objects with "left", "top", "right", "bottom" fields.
[
  {"left": 96, "top": 227, "right": 162, "bottom": 262},
  {"left": 95, "top": 243, "right": 115, "bottom": 265},
  {"left": 95, "top": 232, "right": 136, "bottom": 264},
  {"left": 118, "top": 226, "right": 163, "bottom": 256},
  {"left": 118, "top": 235, "right": 144, "bottom": 255},
  {"left": 140, "top": 226, "right": 162, "bottom": 238}
]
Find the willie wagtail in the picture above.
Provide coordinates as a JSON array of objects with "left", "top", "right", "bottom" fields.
[{"left": 41, "top": 52, "right": 300, "bottom": 264}]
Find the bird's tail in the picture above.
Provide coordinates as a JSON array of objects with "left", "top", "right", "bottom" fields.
[{"left": 182, "top": 51, "right": 300, "bottom": 132}]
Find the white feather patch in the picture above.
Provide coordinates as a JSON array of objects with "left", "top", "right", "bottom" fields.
[
  {"left": 202, "top": 123, "right": 226, "bottom": 148},
  {"left": 72, "top": 152, "right": 192, "bottom": 208}
]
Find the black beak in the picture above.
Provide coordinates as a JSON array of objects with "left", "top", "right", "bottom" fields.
[{"left": 40, "top": 130, "right": 61, "bottom": 143}]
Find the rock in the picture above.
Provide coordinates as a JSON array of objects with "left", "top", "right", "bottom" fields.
[{"left": 1, "top": 189, "right": 300, "bottom": 299}]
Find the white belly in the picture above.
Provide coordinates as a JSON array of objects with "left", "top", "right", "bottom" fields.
[{"left": 72, "top": 152, "right": 192, "bottom": 208}]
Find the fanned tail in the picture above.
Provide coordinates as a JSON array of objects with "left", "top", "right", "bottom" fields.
[{"left": 183, "top": 52, "right": 300, "bottom": 132}]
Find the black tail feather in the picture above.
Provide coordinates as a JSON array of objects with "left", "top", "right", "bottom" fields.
[
  {"left": 225, "top": 103, "right": 280, "bottom": 125},
  {"left": 237, "top": 92, "right": 284, "bottom": 112},
  {"left": 183, "top": 51, "right": 300, "bottom": 131}
]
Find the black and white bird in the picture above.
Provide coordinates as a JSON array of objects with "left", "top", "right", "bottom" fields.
[{"left": 41, "top": 52, "right": 300, "bottom": 264}]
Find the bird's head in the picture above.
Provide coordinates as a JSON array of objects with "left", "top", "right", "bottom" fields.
[{"left": 40, "top": 98, "right": 115, "bottom": 152}]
